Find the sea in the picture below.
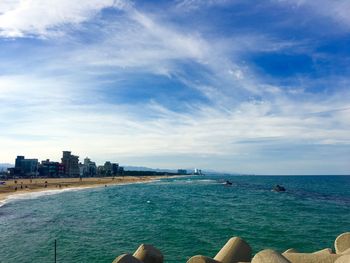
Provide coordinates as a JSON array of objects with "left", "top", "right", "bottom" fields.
[{"left": 0, "top": 175, "right": 349, "bottom": 263}]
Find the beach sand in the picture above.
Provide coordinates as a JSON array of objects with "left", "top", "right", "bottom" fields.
[{"left": 0, "top": 176, "right": 168, "bottom": 202}]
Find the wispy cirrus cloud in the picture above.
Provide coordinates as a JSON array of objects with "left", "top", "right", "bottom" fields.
[
  {"left": 175, "top": 0, "right": 232, "bottom": 11},
  {"left": 277, "top": 0, "right": 350, "bottom": 29},
  {"left": 0, "top": 0, "right": 130, "bottom": 37},
  {"left": 1, "top": 71, "right": 349, "bottom": 174}
]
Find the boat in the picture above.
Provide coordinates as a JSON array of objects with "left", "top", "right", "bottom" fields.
[
  {"left": 224, "top": 180, "right": 233, "bottom": 185},
  {"left": 273, "top": 184, "right": 286, "bottom": 192}
]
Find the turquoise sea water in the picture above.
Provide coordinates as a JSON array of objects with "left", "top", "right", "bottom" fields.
[{"left": 0, "top": 175, "right": 349, "bottom": 263}]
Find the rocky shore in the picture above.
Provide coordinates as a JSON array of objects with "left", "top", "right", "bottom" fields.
[{"left": 112, "top": 232, "right": 350, "bottom": 263}]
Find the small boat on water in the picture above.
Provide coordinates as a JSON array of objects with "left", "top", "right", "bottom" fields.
[
  {"left": 273, "top": 184, "right": 286, "bottom": 192},
  {"left": 224, "top": 180, "right": 233, "bottom": 185}
]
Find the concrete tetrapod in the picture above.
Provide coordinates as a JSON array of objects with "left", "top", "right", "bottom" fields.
[
  {"left": 214, "top": 237, "right": 252, "bottom": 263},
  {"left": 252, "top": 249, "right": 291, "bottom": 263},
  {"left": 112, "top": 254, "right": 143, "bottom": 263},
  {"left": 187, "top": 255, "right": 220, "bottom": 263},
  {"left": 334, "top": 255, "right": 350, "bottom": 263},
  {"left": 340, "top": 248, "right": 350, "bottom": 255},
  {"left": 133, "top": 244, "right": 164, "bottom": 263},
  {"left": 335, "top": 232, "right": 350, "bottom": 254},
  {"left": 282, "top": 252, "right": 342, "bottom": 263},
  {"left": 313, "top": 248, "right": 333, "bottom": 255},
  {"left": 283, "top": 249, "right": 298, "bottom": 254}
]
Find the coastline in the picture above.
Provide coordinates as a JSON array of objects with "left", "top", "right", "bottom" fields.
[{"left": 0, "top": 175, "right": 176, "bottom": 206}]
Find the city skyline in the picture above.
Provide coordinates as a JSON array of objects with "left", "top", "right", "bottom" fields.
[
  {"left": 5, "top": 151, "right": 124, "bottom": 178},
  {"left": 0, "top": 1, "right": 349, "bottom": 175},
  {"left": 0, "top": 150, "right": 194, "bottom": 174}
]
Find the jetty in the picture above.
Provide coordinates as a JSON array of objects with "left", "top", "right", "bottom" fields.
[{"left": 112, "top": 232, "right": 350, "bottom": 263}]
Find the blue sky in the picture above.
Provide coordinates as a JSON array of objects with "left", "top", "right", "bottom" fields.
[{"left": 0, "top": 0, "right": 349, "bottom": 174}]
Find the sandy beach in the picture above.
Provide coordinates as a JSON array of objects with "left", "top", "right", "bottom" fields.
[{"left": 0, "top": 176, "right": 169, "bottom": 203}]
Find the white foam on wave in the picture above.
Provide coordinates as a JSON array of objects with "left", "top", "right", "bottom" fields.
[
  {"left": 184, "top": 179, "right": 217, "bottom": 183},
  {"left": 0, "top": 199, "right": 6, "bottom": 208},
  {"left": 0, "top": 186, "right": 94, "bottom": 208},
  {"left": 110, "top": 179, "right": 162, "bottom": 187},
  {"left": 197, "top": 179, "right": 217, "bottom": 183}
]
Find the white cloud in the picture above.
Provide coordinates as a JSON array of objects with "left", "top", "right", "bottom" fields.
[
  {"left": 1, "top": 73, "right": 349, "bottom": 168},
  {"left": 277, "top": 0, "right": 350, "bottom": 29},
  {"left": 59, "top": 8, "right": 276, "bottom": 106},
  {"left": 175, "top": 0, "right": 232, "bottom": 11},
  {"left": 0, "top": 0, "right": 129, "bottom": 37},
  {"left": 66, "top": 9, "right": 209, "bottom": 71},
  {"left": 0, "top": 0, "right": 303, "bottom": 101}
]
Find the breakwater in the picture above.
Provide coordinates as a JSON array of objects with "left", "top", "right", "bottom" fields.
[{"left": 113, "top": 233, "right": 350, "bottom": 263}]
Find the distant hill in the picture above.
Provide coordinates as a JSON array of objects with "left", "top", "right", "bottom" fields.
[
  {"left": 123, "top": 166, "right": 243, "bottom": 176},
  {"left": 124, "top": 166, "right": 177, "bottom": 173},
  {"left": 124, "top": 166, "right": 202, "bottom": 174}
]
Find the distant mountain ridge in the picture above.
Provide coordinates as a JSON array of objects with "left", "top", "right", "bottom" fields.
[
  {"left": 123, "top": 166, "right": 178, "bottom": 173},
  {"left": 123, "top": 166, "right": 242, "bottom": 175}
]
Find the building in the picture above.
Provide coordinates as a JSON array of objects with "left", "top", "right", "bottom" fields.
[
  {"left": 99, "top": 162, "right": 119, "bottom": 176},
  {"left": 11, "top": 155, "right": 39, "bottom": 177},
  {"left": 39, "top": 159, "right": 63, "bottom": 178},
  {"left": 81, "top": 157, "right": 97, "bottom": 177},
  {"left": 97, "top": 165, "right": 105, "bottom": 176},
  {"left": 178, "top": 169, "right": 187, "bottom": 175},
  {"left": 103, "top": 161, "right": 113, "bottom": 176},
  {"left": 194, "top": 168, "right": 202, "bottom": 175},
  {"left": 61, "top": 151, "right": 80, "bottom": 177},
  {"left": 15, "top": 156, "right": 24, "bottom": 169},
  {"left": 112, "top": 163, "right": 119, "bottom": 176}
]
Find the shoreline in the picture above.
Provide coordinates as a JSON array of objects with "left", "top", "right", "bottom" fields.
[{"left": 0, "top": 175, "right": 178, "bottom": 206}]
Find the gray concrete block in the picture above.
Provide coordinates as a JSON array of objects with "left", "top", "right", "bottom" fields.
[
  {"left": 252, "top": 249, "right": 290, "bottom": 263},
  {"left": 187, "top": 255, "right": 221, "bottom": 263},
  {"left": 335, "top": 233, "right": 350, "bottom": 254},
  {"left": 133, "top": 244, "right": 163, "bottom": 263},
  {"left": 214, "top": 237, "right": 252, "bottom": 263},
  {"left": 283, "top": 252, "right": 342, "bottom": 263},
  {"left": 112, "top": 254, "right": 143, "bottom": 263}
]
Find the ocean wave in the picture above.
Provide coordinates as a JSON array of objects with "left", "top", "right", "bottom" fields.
[
  {"left": 197, "top": 179, "right": 217, "bottom": 183},
  {"left": 0, "top": 199, "right": 6, "bottom": 208},
  {"left": 0, "top": 187, "right": 94, "bottom": 208}
]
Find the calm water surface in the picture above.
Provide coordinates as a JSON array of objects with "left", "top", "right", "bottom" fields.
[{"left": 0, "top": 175, "right": 349, "bottom": 263}]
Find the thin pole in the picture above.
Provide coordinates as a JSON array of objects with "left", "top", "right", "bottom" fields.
[{"left": 54, "top": 239, "right": 57, "bottom": 263}]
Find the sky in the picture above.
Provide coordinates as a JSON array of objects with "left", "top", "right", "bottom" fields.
[{"left": 0, "top": 0, "right": 349, "bottom": 175}]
